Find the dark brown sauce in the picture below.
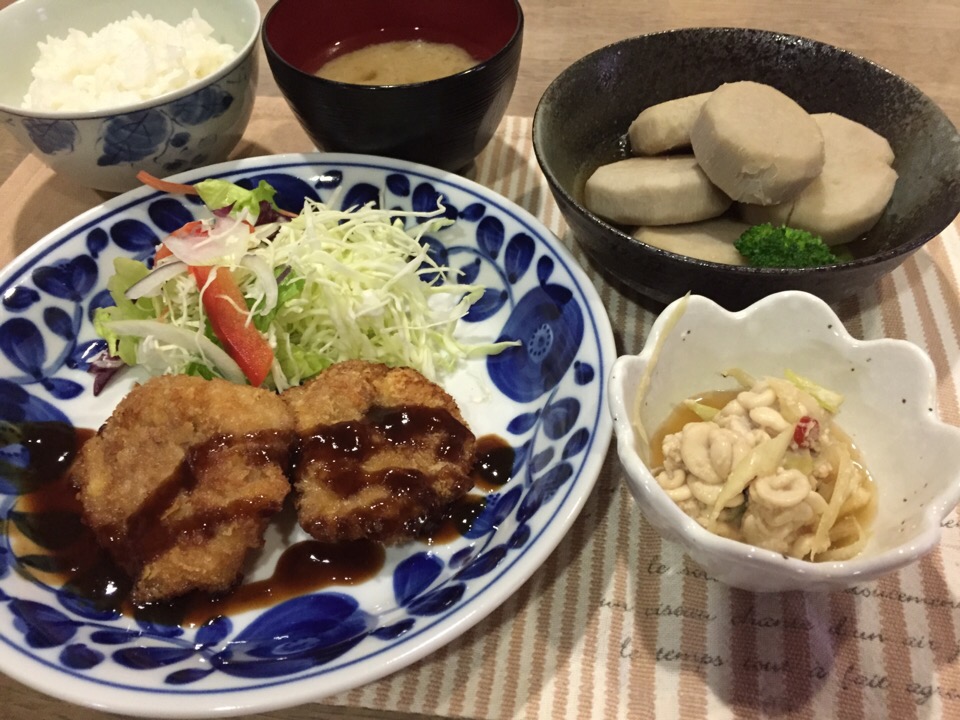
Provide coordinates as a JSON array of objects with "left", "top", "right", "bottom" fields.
[
  {"left": 8, "top": 422, "right": 511, "bottom": 625},
  {"left": 299, "top": 404, "right": 474, "bottom": 498},
  {"left": 8, "top": 424, "right": 382, "bottom": 627},
  {"left": 109, "top": 430, "right": 294, "bottom": 565},
  {"left": 471, "top": 434, "right": 514, "bottom": 491},
  {"left": 10, "top": 426, "right": 103, "bottom": 575},
  {"left": 138, "top": 539, "right": 385, "bottom": 628},
  {"left": 1, "top": 421, "right": 85, "bottom": 494},
  {"left": 421, "top": 434, "right": 515, "bottom": 545},
  {"left": 7, "top": 425, "right": 132, "bottom": 610},
  {"left": 421, "top": 493, "right": 487, "bottom": 545}
]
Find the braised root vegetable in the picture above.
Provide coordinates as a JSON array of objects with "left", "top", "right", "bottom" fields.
[
  {"left": 690, "top": 81, "right": 825, "bottom": 205},
  {"left": 628, "top": 91, "right": 712, "bottom": 155},
  {"left": 584, "top": 155, "right": 731, "bottom": 225},
  {"left": 740, "top": 113, "right": 898, "bottom": 245}
]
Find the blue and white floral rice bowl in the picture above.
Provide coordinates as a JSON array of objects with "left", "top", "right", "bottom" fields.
[
  {"left": 0, "top": 0, "right": 260, "bottom": 193},
  {"left": 0, "top": 153, "right": 616, "bottom": 716}
]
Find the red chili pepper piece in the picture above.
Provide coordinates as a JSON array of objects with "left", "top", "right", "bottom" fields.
[{"left": 793, "top": 416, "right": 820, "bottom": 448}]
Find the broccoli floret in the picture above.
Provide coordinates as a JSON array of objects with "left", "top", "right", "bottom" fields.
[{"left": 734, "top": 223, "right": 839, "bottom": 268}]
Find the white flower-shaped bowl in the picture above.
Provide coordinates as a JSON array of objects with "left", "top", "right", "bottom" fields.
[
  {"left": 0, "top": 0, "right": 259, "bottom": 192},
  {"left": 609, "top": 291, "right": 960, "bottom": 593}
]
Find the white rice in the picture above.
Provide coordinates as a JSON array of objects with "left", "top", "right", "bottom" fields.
[{"left": 22, "top": 10, "right": 237, "bottom": 112}]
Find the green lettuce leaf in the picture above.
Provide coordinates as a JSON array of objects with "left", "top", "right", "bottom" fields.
[
  {"left": 194, "top": 179, "right": 278, "bottom": 220},
  {"left": 92, "top": 258, "right": 155, "bottom": 364},
  {"left": 253, "top": 276, "right": 305, "bottom": 332}
]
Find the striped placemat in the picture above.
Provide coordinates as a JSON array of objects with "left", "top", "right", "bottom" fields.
[
  {"left": 2, "top": 101, "right": 957, "bottom": 719},
  {"left": 317, "top": 115, "right": 960, "bottom": 719}
]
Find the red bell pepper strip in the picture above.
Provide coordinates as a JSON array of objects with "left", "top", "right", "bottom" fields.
[
  {"left": 191, "top": 264, "right": 275, "bottom": 387},
  {"left": 155, "top": 220, "right": 274, "bottom": 387}
]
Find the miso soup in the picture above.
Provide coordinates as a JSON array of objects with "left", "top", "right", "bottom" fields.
[{"left": 315, "top": 39, "right": 477, "bottom": 85}]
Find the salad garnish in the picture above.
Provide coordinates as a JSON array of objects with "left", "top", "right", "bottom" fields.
[{"left": 92, "top": 174, "right": 515, "bottom": 392}]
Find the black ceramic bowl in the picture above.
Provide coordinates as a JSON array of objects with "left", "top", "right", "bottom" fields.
[
  {"left": 263, "top": 0, "right": 522, "bottom": 172},
  {"left": 533, "top": 28, "right": 960, "bottom": 309}
]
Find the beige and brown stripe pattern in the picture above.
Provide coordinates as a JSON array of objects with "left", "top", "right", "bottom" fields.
[
  {"left": 0, "top": 102, "right": 956, "bottom": 719},
  {"left": 319, "top": 117, "right": 960, "bottom": 719}
]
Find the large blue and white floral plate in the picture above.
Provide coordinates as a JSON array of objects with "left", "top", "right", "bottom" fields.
[{"left": 0, "top": 153, "right": 615, "bottom": 716}]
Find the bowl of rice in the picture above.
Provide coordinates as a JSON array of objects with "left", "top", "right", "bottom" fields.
[{"left": 0, "top": 0, "right": 260, "bottom": 192}]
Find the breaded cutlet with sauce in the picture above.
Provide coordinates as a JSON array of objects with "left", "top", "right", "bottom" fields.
[
  {"left": 71, "top": 375, "right": 295, "bottom": 604},
  {"left": 283, "top": 360, "right": 476, "bottom": 543}
]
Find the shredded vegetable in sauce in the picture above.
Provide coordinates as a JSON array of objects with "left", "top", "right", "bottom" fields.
[
  {"left": 647, "top": 370, "right": 876, "bottom": 561},
  {"left": 92, "top": 176, "right": 514, "bottom": 391}
]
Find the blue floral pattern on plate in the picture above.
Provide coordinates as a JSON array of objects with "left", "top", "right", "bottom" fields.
[{"left": 0, "top": 154, "right": 616, "bottom": 717}]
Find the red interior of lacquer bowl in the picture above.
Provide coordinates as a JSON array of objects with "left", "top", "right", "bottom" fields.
[{"left": 265, "top": 0, "right": 520, "bottom": 74}]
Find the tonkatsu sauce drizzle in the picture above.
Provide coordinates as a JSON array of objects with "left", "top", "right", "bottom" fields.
[
  {"left": 167, "top": 538, "right": 384, "bottom": 627},
  {"left": 7, "top": 423, "right": 516, "bottom": 625},
  {"left": 9, "top": 424, "right": 383, "bottom": 627},
  {"left": 471, "top": 434, "right": 515, "bottom": 491},
  {"left": 421, "top": 434, "right": 515, "bottom": 544},
  {"left": 299, "top": 404, "right": 474, "bottom": 498},
  {"left": 114, "top": 429, "right": 295, "bottom": 564}
]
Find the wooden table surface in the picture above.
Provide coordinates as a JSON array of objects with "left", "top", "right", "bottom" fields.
[{"left": 2, "top": 1, "right": 958, "bottom": 718}]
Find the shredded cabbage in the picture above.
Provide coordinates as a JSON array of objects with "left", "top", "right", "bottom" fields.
[{"left": 96, "top": 194, "right": 515, "bottom": 389}]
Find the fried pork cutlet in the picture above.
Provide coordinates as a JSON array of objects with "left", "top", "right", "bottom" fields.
[
  {"left": 283, "top": 360, "right": 476, "bottom": 543},
  {"left": 71, "top": 375, "right": 295, "bottom": 604}
]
